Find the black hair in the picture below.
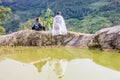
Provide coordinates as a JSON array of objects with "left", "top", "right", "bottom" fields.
[
  {"left": 36, "top": 17, "right": 40, "bottom": 21},
  {"left": 57, "top": 11, "right": 61, "bottom": 15}
]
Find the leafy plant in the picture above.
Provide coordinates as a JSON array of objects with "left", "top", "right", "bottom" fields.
[{"left": 0, "top": 26, "right": 5, "bottom": 34}]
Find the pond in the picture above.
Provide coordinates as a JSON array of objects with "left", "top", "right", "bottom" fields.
[{"left": 0, "top": 47, "right": 120, "bottom": 80}]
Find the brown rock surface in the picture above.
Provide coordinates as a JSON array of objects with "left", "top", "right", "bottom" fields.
[
  {"left": 0, "top": 30, "right": 93, "bottom": 47},
  {"left": 88, "top": 26, "right": 120, "bottom": 50}
]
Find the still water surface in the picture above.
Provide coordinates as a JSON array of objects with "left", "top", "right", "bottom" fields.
[{"left": 0, "top": 47, "right": 120, "bottom": 80}]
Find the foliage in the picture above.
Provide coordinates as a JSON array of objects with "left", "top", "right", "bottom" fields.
[
  {"left": 66, "top": 0, "right": 120, "bottom": 33},
  {"left": 80, "top": 16, "right": 112, "bottom": 33},
  {"left": 19, "top": 8, "right": 54, "bottom": 31},
  {"left": 43, "top": 8, "right": 54, "bottom": 30},
  {"left": 0, "top": 6, "right": 11, "bottom": 33},
  {"left": 1, "top": 0, "right": 96, "bottom": 19},
  {"left": 66, "top": 16, "right": 112, "bottom": 34},
  {"left": 19, "top": 19, "right": 32, "bottom": 30},
  {"left": 0, "top": 26, "right": 5, "bottom": 34},
  {"left": 66, "top": 19, "right": 81, "bottom": 31},
  {"left": 1, "top": 0, "right": 120, "bottom": 33},
  {"left": 0, "top": 6, "right": 11, "bottom": 24}
]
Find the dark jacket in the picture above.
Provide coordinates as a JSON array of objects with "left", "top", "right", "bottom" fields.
[{"left": 32, "top": 22, "right": 45, "bottom": 31}]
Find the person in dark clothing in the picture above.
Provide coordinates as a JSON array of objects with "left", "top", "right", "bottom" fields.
[{"left": 32, "top": 17, "right": 46, "bottom": 31}]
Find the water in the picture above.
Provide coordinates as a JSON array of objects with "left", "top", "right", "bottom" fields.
[{"left": 0, "top": 47, "right": 120, "bottom": 80}]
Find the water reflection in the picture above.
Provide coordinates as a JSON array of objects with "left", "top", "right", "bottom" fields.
[
  {"left": 54, "top": 60, "right": 68, "bottom": 79},
  {"left": 63, "top": 59, "right": 120, "bottom": 80},
  {"left": 2, "top": 47, "right": 120, "bottom": 72},
  {"left": 35, "top": 59, "right": 68, "bottom": 80},
  {"left": 0, "top": 59, "right": 40, "bottom": 80},
  {"left": 0, "top": 58, "right": 120, "bottom": 80}
]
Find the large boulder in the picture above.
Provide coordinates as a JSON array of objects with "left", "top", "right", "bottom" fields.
[
  {"left": 0, "top": 30, "right": 93, "bottom": 47},
  {"left": 88, "top": 26, "right": 120, "bottom": 50}
]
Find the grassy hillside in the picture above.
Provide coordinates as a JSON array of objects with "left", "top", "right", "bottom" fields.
[{"left": 0, "top": 0, "right": 120, "bottom": 33}]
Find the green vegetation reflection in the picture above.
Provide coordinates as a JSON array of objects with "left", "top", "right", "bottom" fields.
[{"left": 0, "top": 46, "right": 120, "bottom": 72}]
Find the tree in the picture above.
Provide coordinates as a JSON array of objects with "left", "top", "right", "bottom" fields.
[
  {"left": 80, "top": 16, "right": 112, "bottom": 33},
  {"left": 19, "top": 19, "right": 32, "bottom": 30},
  {"left": 0, "top": 6, "right": 11, "bottom": 34},
  {"left": 0, "top": 6, "right": 11, "bottom": 24},
  {"left": 43, "top": 8, "right": 54, "bottom": 30}
]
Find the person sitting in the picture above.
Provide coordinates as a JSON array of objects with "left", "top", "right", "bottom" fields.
[
  {"left": 32, "top": 17, "right": 46, "bottom": 31},
  {"left": 52, "top": 11, "right": 67, "bottom": 35}
]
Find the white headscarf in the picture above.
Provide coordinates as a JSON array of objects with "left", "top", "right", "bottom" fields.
[{"left": 52, "top": 15, "right": 67, "bottom": 35}]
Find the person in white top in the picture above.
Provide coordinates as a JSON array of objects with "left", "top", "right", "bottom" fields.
[{"left": 52, "top": 11, "right": 67, "bottom": 35}]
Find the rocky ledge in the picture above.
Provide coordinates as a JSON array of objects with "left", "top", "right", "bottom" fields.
[
  {"left": 0, "top": 30, "right": 93, "bottom": 47},
  {"left": 88, "top": 26, "right": 120, "bottom": 50},
  {"left": 1, "top": 26, "right": 120, "bottom": 50}
]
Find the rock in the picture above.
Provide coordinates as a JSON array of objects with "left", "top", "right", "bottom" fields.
[
  {"left": 88, "top": 26, "right": 120, "bottom": 50},
  {"left": 0, "top": 30, "right": 93, "bottom": 47},
  {"left": 66, "top": 32, "right": 92, "bottom": 48}
]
